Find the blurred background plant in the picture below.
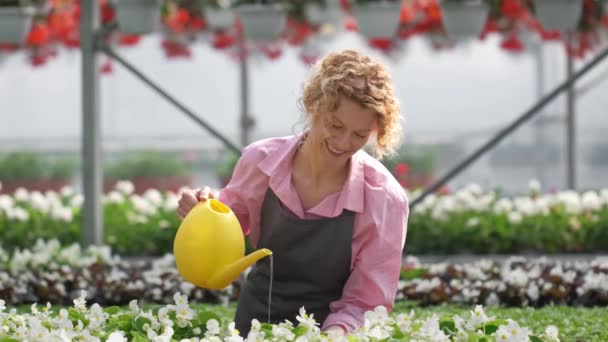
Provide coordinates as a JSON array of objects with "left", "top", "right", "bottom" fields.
[
  {"left": 0, "top": 152, "right": 77, "bottom": 193},
  {"left": 103, "top": 150, "right": 194, "bottom": 194}
]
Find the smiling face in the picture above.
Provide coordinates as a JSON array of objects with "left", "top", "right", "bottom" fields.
[{"left": 306, "top": 97, "right": 378, "bottom": 162}]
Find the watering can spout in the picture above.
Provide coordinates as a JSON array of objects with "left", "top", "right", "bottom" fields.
[{"left": 207, "top": 248, "right": 272, "bottom": 289}]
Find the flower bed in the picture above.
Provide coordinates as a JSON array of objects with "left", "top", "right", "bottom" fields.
[
  {"left": 0, "top": 240, "right": 233, "bottom": 306},
  {"left": 398, "top": 255, "right": 608, "bottom": 307},
  {"left": 407, "top": 182, "right": 608, "bottom": 254},
  {"left": 0, "top": 180, "right": 607, "bottom": 255},
  {"left": 0, "top": 292, "right": 562, "bottom": 342},
  {"left": 1, "top": 239, "right": 607, "bottom": 312}
]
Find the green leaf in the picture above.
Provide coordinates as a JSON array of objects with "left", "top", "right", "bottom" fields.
[
  {"left": 103, "top": 306, "right": 122, "bottom": 315},
  {"left": 0, "top": 338, "right": 21, "bottom": 342},
  {"left": 400, "top": 268, "right": 428, "bottom": 280},
  {"left": 131, "top": 331, "right": 149, "bottom": 342},
  {"left": 197, "top": 310, "right": 223, "bottom": 326},
  {"left": 484, "top": 324, "right": 499, "bottom": 335},
  {"left": 530, "top": 336, "right": 544, "bottom": 342},
  {"left": 486, "top": 319, "right": 508, "bottom": 327},
  {"left": 133, "top": 316, "right": 152, "bottom": 334},
  {"left": 68, "top": 308, "right": 89, "bottom": 326},
  {"left": 440, "top": 320, "right": 456, "bottom": 335},
  {"left": 292, "top": 325, "right": 308, "bottom": 337},
  {"left": 116, "top": 316, "right": 133, "bottom": 331},
  {"left": 390, "top": 324, "right": 406, "bottom": 339}
]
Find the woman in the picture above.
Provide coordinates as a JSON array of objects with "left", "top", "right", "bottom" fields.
[{"left": 177, "top": 50, "right": 409, "bottom": 337}]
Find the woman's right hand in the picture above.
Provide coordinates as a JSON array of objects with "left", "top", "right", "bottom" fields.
[{"left": 176, "top": 186, "right": 215, "bottom": 220}]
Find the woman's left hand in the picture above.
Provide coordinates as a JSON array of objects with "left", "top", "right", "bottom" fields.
[{"left": 323, "top": 326, "right": 345, "bottom": 337}]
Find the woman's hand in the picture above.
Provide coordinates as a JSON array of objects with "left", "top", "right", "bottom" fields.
[
  {"left": 176, "top": 186, "right": 215, "bottom": 220},
  {"left": 323, "top": 326, "right": 346, "bottom": 338}
]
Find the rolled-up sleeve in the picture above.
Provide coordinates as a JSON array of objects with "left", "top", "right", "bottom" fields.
[{"left": 323, "top": 192, "right": 409, "bottom": 332}]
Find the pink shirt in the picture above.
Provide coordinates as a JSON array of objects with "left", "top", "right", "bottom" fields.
[{"left": 218, "top": 133, "right": 409, "bottom": 333}]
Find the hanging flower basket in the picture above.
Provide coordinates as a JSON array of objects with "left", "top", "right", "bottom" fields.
[
  {"left": 205, "top": 7, "right": 236, "bottom": 31},
  {"left": 114, "top": 0, "right": 162, "bottom": 35},
  {"left": 533, "top": 0, "right": 583, "bottom": 32},
  {"left": 0, "top": 5, "right": 35, "bottom": 44},
  {"left": 235, "top": 4, "right": 286, "bottom": 42},
  {"left": 440, "top": 0, "right": 487, "bottom": 41},
  {"left": 305, "top": 1, "right": 342, "bottom": 27},
  {"left": 352, "top": 1, "right": 401, "bottom": 39}
]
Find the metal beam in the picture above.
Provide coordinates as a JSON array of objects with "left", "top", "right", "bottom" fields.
[
  {"left": 410, "top": 45, "right": 608, "bottom": 209},
  {"left": 81, "top": 0, "right": 103, "bottom": 246},
  {"left": 239, "top": 32, "right": 253, "bottom": 147},
  {"left": 566, "top": 51, "right": 576, "bottom": 189},
  {"left": 99, "top": 44, "right": 242, "bottom": 155}
]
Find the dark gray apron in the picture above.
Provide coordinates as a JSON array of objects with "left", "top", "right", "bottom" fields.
[{"left": 234, "top": 188, "right": 354, "bottom": 336}]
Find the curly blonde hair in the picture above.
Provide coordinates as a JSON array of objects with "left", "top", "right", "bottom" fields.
[{"left": 299, "top": 50, "right": 402, "bottom": 159}]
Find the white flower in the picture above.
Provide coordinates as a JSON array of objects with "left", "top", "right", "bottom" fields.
[
  {"left": 105, "top": 191, "right": 125, "bottom": 204},
  {"left": 158, "top": 307, "right": 174, "bottom": 327},
  {"left": 581, "top": 191, "right": 601, "bottom": 211},
  {"left": 395, "top": 309, "right": 414, "bottom": 332},
  {"left": 0, "top": 194, "right": 14, "bottom": 212},
  {"left": 25, "top": 191, "right": 46, "bottom": 213},
  {"left": 164, "top": 194, "right": 180, "bottom": 211},
  {"left": 272, "top": 324, "right": 295, "bottom": 340},
  {"left": 544, "top": 325, "right": 559, "bottom": 341},
  {"left": 526, "top": 284, "right": 539, "bottom": 302},
  {"left": 70, "top": 194, "right": 84, "bottom": 207},
  {"left": 528, "top": 179, "right": 541, "bottom": 193},
  {"left": 87, "top": 303, "right": 108, "bottom": 329},
  {"left": 468, "top": 305, "right": 494, "bottom": 328},
  {"left": 144, "top": 189, "right": 163, "bottom": 206},
  {"left": 295, "top": 306, "right": 319, "bottom": 333},
  {"left": 466, "top": 217, "right": 480, "bottom": 227},
  {"left": 115, "top": 180, "right": 135, "bottom": 195},
  {"left": 504, "top": 319, "right": 530, "bottom": 342},
  {"left": 73, "top": 290, "right": 87, "bottom": 311},
  {"left": 129, "top": 299, "right": 140, "bottom": 313},
  {"left": 495, "top": 325, "right": 514, "bottom": 342},
  {"left": 107, "top": 331, "right": 128, "bottom": 342},
  {"left": 153, "top": 326, "right": 174, "bottom": 342},
  {"left": 494, "top": 198, "right": 513, "bottom": 214},
  {"left": 505, "top": 268, "right": 529, "bottom": 288},
  {"left": 205, "top": 319, "right": 221, "bottom": 337},
  {"left": 226, "top": 322, "right": 245, "bottom": 342},
  {"left": 507, "top": 211, "right": 523, "bottom": 224},
  {"left": 417, "top": 314, "right": 450, "bottom": 341},
  {"left": 557, "top": 191, "right": 582, "bottom": 215},
  {"left": 176, "top": 304, "right": 195, "bottom": 321}
]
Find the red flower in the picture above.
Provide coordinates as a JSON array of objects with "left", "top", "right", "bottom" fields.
[
  {"left": 0, "top": 43, "right": 19, "bottom": 52},
  {"left": 400, "top": 4, "right": 415, "bottom": 24},
  {"left": 394, "top": 163, "right": 409, "bottom": 175},
  {"left": 261, "top": 45, "right": 282, "bottom": 60},
  {"left": 479, "top": 19, "right": 500, "bottom": 40},
  {"left": 500, "top": 34, "right": 524, "bottom": 52},
  {"left": 368, "top": 38, "right": 392, "bottom": 52},
  {"left": 118, "top": 34, "right": 142, "bottom": 46},
  {"left": 212, "top": 31, "right": 235, "bottom": 50},
  {"left": 299, "top": 52, "right": 319, "bottom": 65},
  {"left": 161, "top": 39, "right": 192, "bottom": 58},
  {"left": 100, "top": 2, "right": 116, "bottom": 24},
  {"left": 189, "top": 16, "right": 207, "bottom": 31},
  {"left": 27, "top": 23, "right": 51, "bottom": 46},
  {"left": 285, "top": 20, "right": 313, "bottom": 46},
  {"left": 501, "top": 0, "right": 524, "bottom": 20},
  {"left": 344, "top": 17, "right": 358, "bottom": 32},
  {"left": 100, "top": 60, "right": 113, "bottom": 74}
]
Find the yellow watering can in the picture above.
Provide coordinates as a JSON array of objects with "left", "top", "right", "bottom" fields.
[{"left": 173, "top": 199, "right": 272, "bottom": 290}]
